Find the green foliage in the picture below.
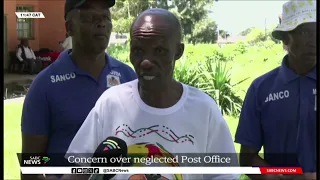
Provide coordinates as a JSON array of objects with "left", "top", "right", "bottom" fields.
[
  {"left": 107, "top": 45, "right": 130, "bottom": 63},
  {"left": 243, "top": 26, "right": 282, "bottom": 45},
  {"left": 174, "top": 59, "right": 199, "bottom": 88},
  {"left": 175, "top": 48, "right": 247, "bottom": 115},
  {"left": 170, "top": 0, "right": 217, "bottom": 43},
  {"left": 198, "top": 58, "right": 249, "bottom": 115},
  {"left": 189, "top": 19, "right": 218, "bottom": 44},
  {"left": 239, "top": 27, "right": 254, "bottom": 36},
  {"left": 246, "top": 28, "right": 267, "bottom": 44},
  {"left": 110, "top": 0, "right": 218, "bottom": 44},
  {"left": 112, "top": 17, "right": 135, "bottom": 33},
  {"left": 107, "top": 43, "right": 284, "bottom": 116},
  {"left": 219, "top": 29, "right": 230, "bottom": 39},
  {"left": 235, "top": 42, "right": 248, "bottom": 54},
  {"left": 111, "top": 0, "right": 150, "bottom": 19}
]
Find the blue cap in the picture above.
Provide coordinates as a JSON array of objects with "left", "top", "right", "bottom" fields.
[{"left": 64, "top": 0, "right": 115, "bottom": 20}]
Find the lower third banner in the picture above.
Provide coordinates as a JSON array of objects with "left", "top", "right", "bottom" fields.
[{"left": 20, "top": 167, "right": 303, "bottom": 175}]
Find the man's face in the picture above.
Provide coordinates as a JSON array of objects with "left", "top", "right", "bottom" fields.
[
  {"left": 22, "top": 40, "right": 28, "bottom": 46},
  {"left": 69, "top": 0, "right": 112, "bottom": 54},
  {"left": 130, "top": 15, "right": 184, "bottom": 90},
  {"left": 285, "top": 23, "right": 316, "bottom": 66}
]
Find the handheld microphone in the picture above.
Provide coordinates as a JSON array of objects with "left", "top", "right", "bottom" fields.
[{"left": 88, "top": 136, "right": 128, "bottom": 180}]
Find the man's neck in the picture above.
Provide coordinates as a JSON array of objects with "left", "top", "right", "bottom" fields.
[
  {"left": 71, "top": 48, "right": 106, "bottom": 79},
  {"left": 139, "top": 81, "right": 183, "bottom": 108},
  {"left": 287, "top": 56, "right": 315, "bottom": 75}
]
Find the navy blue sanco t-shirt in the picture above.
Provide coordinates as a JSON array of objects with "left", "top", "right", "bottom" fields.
[
  {"left": 21, "top": 50, "right": 137, "bottom": 167},
  {"left": 235, "top": 55, "right": 316, "bottom": 172}
]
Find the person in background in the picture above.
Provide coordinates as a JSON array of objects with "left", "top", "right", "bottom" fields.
[
  {"left": 60, "top": 33, "right": 72, "bottom": 50},
  {"left": 16, "top": 39, "right": 38, "bottom": 74},
  {"left": 21, "top": 0, "right": 136, "bottom": 179},
  {"left": 236, "top": 0, "right": 316, "bottom": 180},
  {"left": 56, "top": 8, "right": 239, "bottom": 180}
]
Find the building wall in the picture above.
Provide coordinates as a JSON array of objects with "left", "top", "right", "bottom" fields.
[
  {"left": 4, "top": 0, "right": 40, "bottom": 51},
  {"left": 4, "top": 0, "right": 65, "bottom": 53},
  {"left": 38, "top": 1, "right": 65, "bottom": 51}
]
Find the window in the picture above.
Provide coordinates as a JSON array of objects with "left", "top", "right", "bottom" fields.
[{"left": 16, "top": 5, "right": 34, "bottom": 39}]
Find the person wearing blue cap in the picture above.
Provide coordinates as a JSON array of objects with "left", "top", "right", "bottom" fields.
[
  {"left": 21, "top": 0, "right": 136, "bottom": 180},
  {"left": 235, "top": 0, "right": 316, "bottom": 180}
]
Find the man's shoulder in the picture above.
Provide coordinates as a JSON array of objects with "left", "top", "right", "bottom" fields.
[
  {"left": 184, "top": 83, "right": 218, "bottom": 108},
  {"left": 16, "top": 45, "right": 23, "bottom": 50},
  {"left": 29, "top": 68, "right": 55, "bottom": 92},
  {"left": 108, "top": 55, "right": 132, "bottom": 70},
  {"left": 251, "top": 66, "right": 281, "bottom": 89},
  {"left": 31, "top": 54, "right": 71, "bottom": 87},
  {"left": 184, "top": 84, "right": 224, "bottom": 125},
  {"left": 245, "top": 66, "right": 282, "bottom": 103},
  {"left": 95, "top": 80, "right": 135, "bottom": 108},
  {"left": 100, "top": 80, "right": 135, "bottom": 98}
]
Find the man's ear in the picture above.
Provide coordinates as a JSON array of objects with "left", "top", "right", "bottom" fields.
[
  {"left": 65, "top": 21, "right": 73, "bottom": 36},
  {"left": 175, "top": 43, "right": 185, "bottom": 60}
]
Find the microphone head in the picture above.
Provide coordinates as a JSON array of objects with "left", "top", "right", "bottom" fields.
[{"left": 91, "top": 136, "right": 128, "bottom": 167}]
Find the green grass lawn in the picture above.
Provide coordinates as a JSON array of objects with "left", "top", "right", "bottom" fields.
[
  {"left": 4, "top": 103, "right": 23, "bottom": 180},
  {"left": 4, "top": 103, "right": 249, "bottom": 180}
]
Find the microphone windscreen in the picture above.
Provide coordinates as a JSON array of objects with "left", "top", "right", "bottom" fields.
[{"left": 91, "top": 136, "right": 128, "bottom": 167}]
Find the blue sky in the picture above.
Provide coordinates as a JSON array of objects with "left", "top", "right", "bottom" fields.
[{"left": 210, "top": 1, "right": 287, "bottom": 35}]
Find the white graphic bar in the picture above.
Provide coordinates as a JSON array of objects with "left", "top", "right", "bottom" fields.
[
  {"left": 15, "top": 12, "right": 45, "bottom": 18},
  {"left": 21, "top": 167, "right": 261, "bottom": 174}
]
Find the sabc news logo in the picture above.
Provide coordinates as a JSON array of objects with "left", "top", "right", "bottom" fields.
[
  {"left": 42, "top": 157, "right": 50, "bottom": 164},
  {"left": 15, "top": 12, "right": 45, "bottom": 18},
  {"left": 23, "top": 156, "right": 50, "bottom": 165}
]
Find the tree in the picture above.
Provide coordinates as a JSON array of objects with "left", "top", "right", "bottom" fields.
[
  {"left": 169, "top": 0, "right": 214, "bottom": 38},
  {"left": 111, "top": 0, "right": 171, "bottom": 33},
  {"left": 219, "top": 30, "right": 230, "bottom": 39},
  {"left": 239, "top": 27, "right": 254, "bottom": 36},
  {"left": 112, "top": 17, "right": 135, "bottom": 33},
  {"left": 111, "top": 0, "right": 150, "bottom": 33},
  {"left": 110, "top": 0, "right": 218, "bottom": 43},
  {"left": 191, "top": 18, "right": 218, "bottom": 44},
  {"left": 246, "top": 28, "right": 266, "bottom": 43}
]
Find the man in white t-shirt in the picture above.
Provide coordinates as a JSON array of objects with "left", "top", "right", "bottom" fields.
[{"left": 49, "top": 8, "right": 239, "bottom": 180}]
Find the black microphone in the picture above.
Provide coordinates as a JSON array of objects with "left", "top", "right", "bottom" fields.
[{"left": 88, "top": 136, "right": 128, "bottom": 180}]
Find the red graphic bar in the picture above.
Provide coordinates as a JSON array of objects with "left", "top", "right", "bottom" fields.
[{"left": 259, "top": 167, "right": 303, "bottom": 175}]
